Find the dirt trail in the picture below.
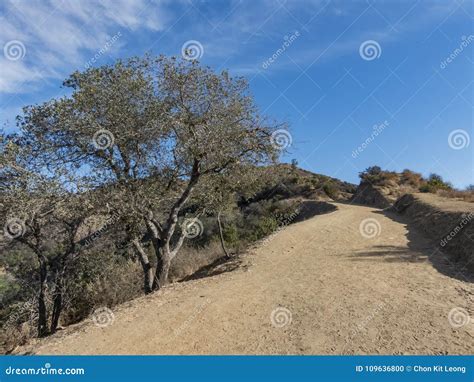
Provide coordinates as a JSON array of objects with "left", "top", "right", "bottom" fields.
[{"left": 32, "top": 203, "right": 473, "bottom": 355}]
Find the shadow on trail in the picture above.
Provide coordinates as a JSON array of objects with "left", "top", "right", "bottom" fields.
[
  {"left": 179, "top": 256, "right": 244, "bottom": 282},
  {"left": 293, "top": 200, "right": 337, "bottom": 223},
  {"left": 350, "top": 208, "right": 474, "bottom": 283}
]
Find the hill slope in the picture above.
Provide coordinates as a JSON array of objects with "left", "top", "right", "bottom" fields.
[{"left": 24, "top": 202, "right": 473, "bottom": 355}]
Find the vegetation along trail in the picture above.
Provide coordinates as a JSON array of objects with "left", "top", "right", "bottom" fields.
[{"left": 31, "top": 203, "right": 473, "bottom": 355}]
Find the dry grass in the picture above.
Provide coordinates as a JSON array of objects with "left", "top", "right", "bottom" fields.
[
  {"left": 438, "top": 189, "right": 474, "bottom": 203},
  {"left": 169, "top": 241, "right": 227, "bottom": 282}
]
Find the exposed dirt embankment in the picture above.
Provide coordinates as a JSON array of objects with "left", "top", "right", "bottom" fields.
[
  {"left": 351, "top": 181, "right": 392, "bottom": 209},
  {"left": 393, "top": 193, "right": 474, "bottom": 272},
  {"left": 293, "top": 200, "right": 337, "bottom": 222}
]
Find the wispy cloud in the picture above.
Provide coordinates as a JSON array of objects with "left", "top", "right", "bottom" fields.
[
  {"left": 0, "top": 0, "right": 466, "bottom": 94},
  {"left": 0, "top": 0, "right": 170, "bottom": 93}
]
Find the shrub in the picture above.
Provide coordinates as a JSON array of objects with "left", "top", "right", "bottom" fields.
[
  {"left": 400, "top": 169, "right": 424, "bottom": 188},
  {"left": 323, "top": 183, "right": 338, "bottom": 199},
  {"left": 169, "top": 241, "right": 225, "bottom": 282},
  {"left": 223, "top": 223, "right": 240, "bottom": 248},
  {"left": 420, "top": 173, "right": 452, "bottom": 193},
  {"left": 359, "top": 166, "right": 398, "bottom": 186}
]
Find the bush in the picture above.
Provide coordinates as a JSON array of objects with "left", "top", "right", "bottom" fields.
[
  {"left": 169, "top": 241, "right": 225, "bottom": 282},
  {"left": 64, "top": 254, "right": 143, "bottom": 325},
  {"left": 223, "top": 223, "right": 240, "bottom": 248},
  {"left": 359, "top": 166, "right": 398, "bottom": 186},
  {"left": 419, "top": 173, "right": 452, "bottom": 193},
  {"left": 400, "top": 169, "right": 424, "bottom": 188},
  {"left": 437, "top": 189, "right": 474, "bottom": 203},
  {"left": 323, "top": 183, "right": 337, "bottom": 199}
]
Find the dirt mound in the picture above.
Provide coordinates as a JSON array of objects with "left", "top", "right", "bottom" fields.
[
  {"left": 293, "top": 200, "right": 337, "bottom": 222},
  {"left": 393, "top": 193, "right": 474, "bottom": 272},
  {"left": 351, "top": 181, "right": 392, "bottom": 208}
]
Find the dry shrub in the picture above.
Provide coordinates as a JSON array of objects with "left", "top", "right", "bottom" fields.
[
  {"left": 400, "top": 169, "right": 424, "bottom": 188},
  {"left": 169, "top": 241, "right": 225, "bottom": 282},
  {"left": 1, "top": 298, "right": 37, "bottom": 353},
  {"left": 62, "top": 256, "right": 143, "bottom": 326},
  {"left": 438, "top": 189, "right": 474, "bottom": 203}
]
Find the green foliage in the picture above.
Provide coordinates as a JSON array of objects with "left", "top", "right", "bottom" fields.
[
  {"left": 1, "top": 54, "right": 285, "bottom": 345},
  {"left": 359, "top": 166, "right": 398, "bottom": 185},
  {"left": 323, "top": 183, "right": 337, "bottom": 199},
  {"left": 250, "top": 216, "right": 279, "bottom": 241},
  {"left": 223, "top": 223, "right": 240, "bottom": 247},
  {"left": 419, "top": 173, "right": 453, "bottom": 193}
]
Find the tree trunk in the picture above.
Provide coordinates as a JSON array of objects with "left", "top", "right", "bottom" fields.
[
  {"left": 148, "top": 161, "right": 200, "bottom": 290},
  {"left": 142, "top": 263, "right": 154, "bottom": 294},
  {"left": 50, "top": 276, "right": 62, "bottom": 333},
  {"left": 217, "top": 211, "right": 230, "bottom": 259},
  {"left": 132, "top": 239, "right": 154, "bottom": 294},
  {"left": 37, "top": 256, "right": 49, "bottom": 337},
  {"left": 153, "top": 245, "right": 171, "bottom": 291}
]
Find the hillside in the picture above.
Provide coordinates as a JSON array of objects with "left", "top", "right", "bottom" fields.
[
  {"left": 3, "top": 164, "right": 473, "bottom": 354},
  {"left": 249, "top": 164, "right": 357, "bottom": 203},
  {"left": 20, "top": 200, "right": 473, "bottom": 355},
  {"left": 351, "top": 167, "right": 473, "bottom": 208}
]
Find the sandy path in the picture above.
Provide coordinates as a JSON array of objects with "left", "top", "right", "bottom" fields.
[{"left": 32, "top": 203, "right": 473, "bottom": 355}]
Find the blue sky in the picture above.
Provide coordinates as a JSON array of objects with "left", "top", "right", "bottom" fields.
[{"left": 1, "top": 0, "right": 473, "bottom": 188}]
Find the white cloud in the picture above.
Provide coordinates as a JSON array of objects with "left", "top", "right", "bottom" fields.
[
  {"left": 0, "top": 0, "right": 170, "bottom": 93},
  {"left": 0, "top": 0, "right": 466, "bottom": 94}
]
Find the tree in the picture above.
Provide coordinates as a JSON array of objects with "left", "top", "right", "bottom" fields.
[
  {"left": 1, "top": 136, "right": 96, "bottom": 335},
  {"left": 189, "top": 165, "right": 265, "bottom": 259},
  {"left": 17, "top": 55, "right": 283, "bottom": 292}
]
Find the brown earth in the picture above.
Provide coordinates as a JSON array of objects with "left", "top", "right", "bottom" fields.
[
  {"left": 393, "top": 193, "right": 474, "bottom": 271},
  {"left": 22, "top": 202, "right": 473, "bottom": 355}
]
